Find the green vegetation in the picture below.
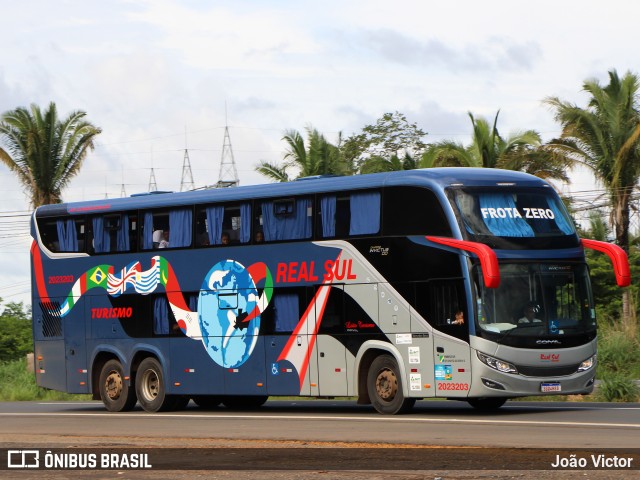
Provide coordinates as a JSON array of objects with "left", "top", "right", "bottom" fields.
[
  {"left": 0, "top": 299, "right": 91, "bottom": 401},
  {"left": 0, "top": 358, "right": 90, "bottom": 401},
  {"left": 0, "top": 302, "right": 33, "bottom": 362}
]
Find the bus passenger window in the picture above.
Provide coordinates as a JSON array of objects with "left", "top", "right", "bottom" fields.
[
  {"left": 41, "top": 218, "right": 84, "bottom": 253},
  {"left": 350, "top": 191, "right": 380, "bottom": 235},
  {"left": 141, "top": 209, "right": 191, "bottom": 249},
  {"left": 383, "top": 187, "right": 451, "bottom": 236},
  {"left": 258, "top": 198, "right": 312, "bottom": 242},
  {"left": 197, "top": 203, "right": 251, "bottom": 246},
  {"left": 92, "top": 214, "right": 134, "bottom": 253},
  {"left": 273, "top": 293, "right": 299, "bottom": 332}
]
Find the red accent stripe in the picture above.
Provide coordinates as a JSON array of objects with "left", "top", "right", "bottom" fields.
[
  {"left": 296, "top": 284, "right": 331, "bottom": 388},
  {"left": 243, "top": 262, "right": 269, "bottom": 323},
  {"left": 30, "top": 241, "right": 50, "bottom": 301},
  {"left": 164, "top": 262, "right": 190, "bottom": 311},
  {"left": 247, "top": 262, "right": 267, "bottom": 282},
  {"left": 278, "top": 252, "right": 342, "bottom": 390}
]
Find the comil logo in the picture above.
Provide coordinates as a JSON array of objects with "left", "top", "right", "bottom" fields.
[{"left": 8, "top": 450, "right": 39, "bottom": 468}]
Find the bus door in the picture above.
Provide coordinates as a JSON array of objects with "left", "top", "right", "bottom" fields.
[
  {"left": 63, "top": 303, "right": 89, "bottom": 393},
  {"left": 33, "top": 298, "right": 68, "bottom": 392},
  {"left": 419, "top": 280, "right": 472, "bottom": 397},
  {"left": 315, "top": 284, "right": 348, "bottom": 396},
  {"left": 265, "top": 287, "right": 313, "bottom": 396}
]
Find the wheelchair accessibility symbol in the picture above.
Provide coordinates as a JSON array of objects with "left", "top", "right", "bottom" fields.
[{"left": 271, "top": 363, "right": 279, "bottom": 375}]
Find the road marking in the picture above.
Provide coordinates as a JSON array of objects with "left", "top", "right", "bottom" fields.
[{"left": 0, "top": 412, "right": 638, "bottom": 429}]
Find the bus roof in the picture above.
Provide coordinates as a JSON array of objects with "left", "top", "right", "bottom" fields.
[{"left": 35, "top": 168, "right": 551, "bottom": 217}]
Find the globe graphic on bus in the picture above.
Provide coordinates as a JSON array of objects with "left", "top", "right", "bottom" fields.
[{"left": 198, "top": 260, "right": 261, "bottom": 368}]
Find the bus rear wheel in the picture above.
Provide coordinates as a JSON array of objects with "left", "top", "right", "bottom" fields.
[
  {"left": 467, "top": 397, "right": 507, "bottom": 410},
  {"left": 135, "top": 357, "right": 180, "bottom": 412},
  {"left": 367, "top": 354, "right": 415, "bottom": 415},
  {"left": 99, "top": 359, "right": 137, "bottom": 412}
]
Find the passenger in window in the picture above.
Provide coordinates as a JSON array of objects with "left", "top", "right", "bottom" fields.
[
  {"left": 518, "top": 303, "right": 542, "bottom": 323},
  {"left": 152, "top": 230, "right": 163, "bottom": 249},
  {"left": 451, "top": 310, "right": 465, "bottom": 325},
  {"left": 221, "top": 232, "right": 230, "bottom": 245},
  {"left": 255, "top": 230, "right": 264, "bottom": 243},
  {"left": 159, "top": 230, "right": 170, "bottom": 249}
]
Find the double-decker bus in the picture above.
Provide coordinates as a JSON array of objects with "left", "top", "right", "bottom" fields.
[{"left": 30, "top": 168, "right": 630, "bottom": 414}]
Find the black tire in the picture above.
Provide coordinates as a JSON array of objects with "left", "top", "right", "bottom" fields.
[
  {"left": 98, "top": 359, "right": 137, "bottom": 412},
  {"left": 467, "top": 397, "right": 507, "bottom": 410},
  {"left": 221, "top": 395, "right": 269, "bottom": 410},
  {"left": 135, "top": 357, "right": 175, "bottom": 412},
  {"left": 192, "top": 395, "right": 223, "bottom": 409},
  {"left": 367, "top": 354, "right": 416, "bottom": 414}
]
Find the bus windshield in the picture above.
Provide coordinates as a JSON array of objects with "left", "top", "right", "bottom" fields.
[
  {"left": 475, "top": 263, "right": 596, "bottom": 346},
  {"left": 450, "top": 188, "right": 577, "bottom": 248}
]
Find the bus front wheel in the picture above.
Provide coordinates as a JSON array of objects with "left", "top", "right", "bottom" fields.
[
  {"left": 367, "top": 354, "right": 415, "bottom": 415},
  {"left": 98, "top": 359, "right": 137, "bottom": 412},
  {"left": 135, "top": 357, "right": 179, "bottom": 412}
]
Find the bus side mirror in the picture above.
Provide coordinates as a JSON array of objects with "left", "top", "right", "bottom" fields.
[{"left": 581, "top": 238, "right": 631, "bottom": 287}]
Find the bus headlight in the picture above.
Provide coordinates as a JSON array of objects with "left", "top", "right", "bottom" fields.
[
  {"left": 476, "top": 351, "right": 518, "bottom": 374},
  {"left": 577, "top": 355, "right": 596, "bottom": 372}
]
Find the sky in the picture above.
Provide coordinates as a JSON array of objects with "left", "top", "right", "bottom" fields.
[{"left": 1, "top": 0, "right": 638, "bottom": 307}]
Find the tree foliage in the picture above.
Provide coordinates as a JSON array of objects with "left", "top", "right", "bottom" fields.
[
  {"left": 421, "top": 111, "right": 572, "bottom": 182},
  {"left": 342, "top": 112, "right": 427, "bottom": 172},
  {"left": 256, "top": 127, "right": 347, "bottom": 182},
  {"left": 0, "top": 300, "right": 32, "bottom": 362},
  {"left": 545, "top": 70, "right": 640, "bottom": 254},
  {"left": 0, "top": 102, "right": 101, "bottom": 207}
]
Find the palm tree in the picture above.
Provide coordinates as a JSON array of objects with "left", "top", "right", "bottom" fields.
[
  {"left": 545, "top": 70, "right": 640, "bottom": 254},
  {"left": 0, "top": 102, "right": 101, "bottom": 207},
  {"left": 421, "top": 111, "right": 571, "bottom": 182},
  {"left": 359, "top": 152, "right": 418, "bottom": 174},
  {"left": 256, "top": 127, "right": 347, "bottom": 182}
]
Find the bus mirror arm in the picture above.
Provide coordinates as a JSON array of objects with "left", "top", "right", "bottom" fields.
[
  {"left": 581, "top": 239, "right": 631, "bottom": 287},
  {"left": 426, "top": 236, "right": 500, "bottom": 289}
]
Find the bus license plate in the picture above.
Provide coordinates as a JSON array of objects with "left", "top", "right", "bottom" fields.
[{"left": 541, "top": 382, "right": 561, "bottom": 393}]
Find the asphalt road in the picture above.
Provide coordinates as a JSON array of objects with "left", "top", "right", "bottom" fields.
[{"left": 0, "top": 399, "right": 638, "bottom": 479}]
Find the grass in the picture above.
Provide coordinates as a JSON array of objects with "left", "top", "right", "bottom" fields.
[{"left": 0, "top": 358, "right": 91, "bottom": 401}]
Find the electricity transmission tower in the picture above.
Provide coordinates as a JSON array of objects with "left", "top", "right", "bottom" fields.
[
  {"left": 148, "top": 146, "right": 158, "bottom": 191},
  {"left": 120, "top": 167, "right": 127, "bottom": 197},
  {"left": 216, "top": 108, "right": 239, "bottom": 188},
  {"left": 180, "top": 149, "right": 195, "bottom": 191},
  {"left": 180, "top": 128, "right": 195, "bottom": 191},
  {"left": 148, "top": 168, "right": 158, "bottom": 191}
]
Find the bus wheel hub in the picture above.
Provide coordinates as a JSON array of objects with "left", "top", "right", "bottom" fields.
[
  {"left": 376, "top": 369, "right": 397, "bottom": 401},
  {"left": 105, "top": 372, "right": 122, "bottom": 400}
]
